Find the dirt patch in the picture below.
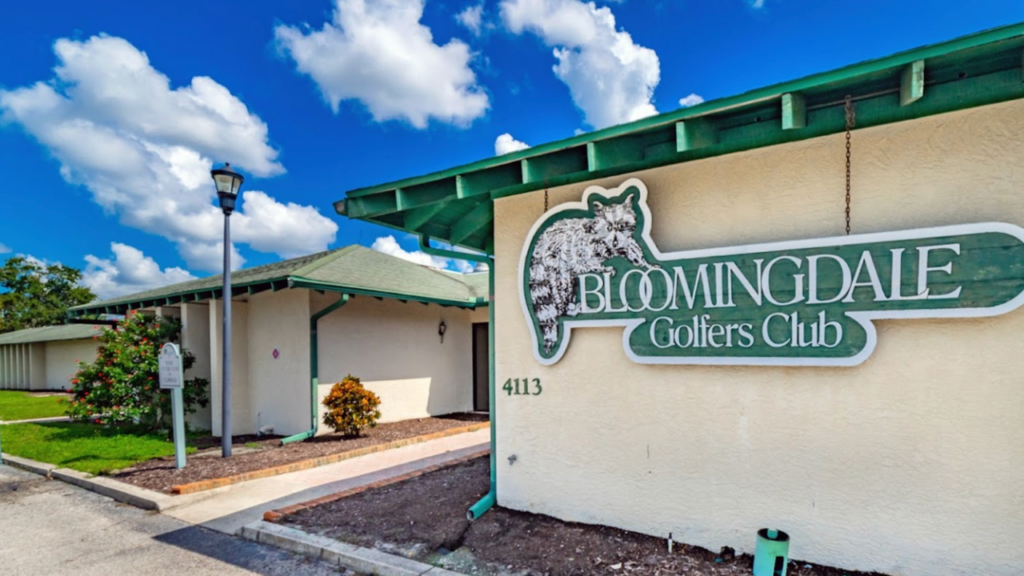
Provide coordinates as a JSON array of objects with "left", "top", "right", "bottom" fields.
[
  {"left": 282, "top": 457, "right": 888, "bottom": 576},
  {"left": 113, "top": 413, "right": 488, "bottom": 494}
]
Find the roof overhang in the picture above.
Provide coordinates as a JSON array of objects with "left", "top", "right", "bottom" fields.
[
  {"left": 67, "top": 275, "right": 486, "bottom": 318},
  {"left": 336, "top": 23, "right": 1024, "bottom": 255}
]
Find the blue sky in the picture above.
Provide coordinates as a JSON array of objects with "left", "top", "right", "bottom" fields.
[{"left": 1, "top": 0, "right": 1023, "bottom": 299}]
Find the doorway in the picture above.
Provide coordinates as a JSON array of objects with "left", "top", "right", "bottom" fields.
[{"left": 472, "top": 323, "right": 489, "bottom": 412}]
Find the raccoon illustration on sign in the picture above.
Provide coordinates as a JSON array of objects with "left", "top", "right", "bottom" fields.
[{"left": 518, "top": 178, "right": 1024, "bottom": 366}]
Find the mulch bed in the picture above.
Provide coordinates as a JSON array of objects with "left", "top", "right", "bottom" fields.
[
  {"left": 113, "top": 413, "right": 488, "bottom": 494},
  {"left": 282, "top": 457, "right": 889, "bottom": 576}
]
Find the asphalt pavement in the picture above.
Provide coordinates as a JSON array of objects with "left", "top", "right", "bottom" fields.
[{"left": 0, "top": 463, "right": 353, "bottom": 576}]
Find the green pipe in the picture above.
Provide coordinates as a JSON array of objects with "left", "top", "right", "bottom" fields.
[
  {"left": 280, "top": 293, "right": 350, "bottom": 445},
  {"left": 418, "top": 235, "right": 496, "bottom": 520}
]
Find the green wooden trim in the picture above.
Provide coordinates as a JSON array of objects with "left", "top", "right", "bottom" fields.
[
  {"left": 782, "top": 93, "right": 807, "bottom": 129},
  {"left": 287, "top": 277, "right": 482, "bottom": 308},
  {"left": 901, "top": 60, "right": 926, "bottom": 105},
  {"left": 405, "top": 202, "right": 450, "bottom": 232},
  {"left": 676, "top": 118, "right": 718, "bottom": 152},
  {"left": 450, "top": 201, "right": 494, "bottom": 245}
]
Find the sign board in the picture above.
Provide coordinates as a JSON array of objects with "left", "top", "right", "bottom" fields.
[
  {"left": 158, "top": 343, "right": 187, "bottom": 468},
  {"left": 519, "top": 179, "right": 1024, "bottom": 366},
  {"left": 159, "top": 344, "right": 183, "bottom": 389}
]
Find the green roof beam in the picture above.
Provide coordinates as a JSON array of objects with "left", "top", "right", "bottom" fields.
[
  {"left": 676, "top": 118, "right": 719, "bottom": 152},
  {"left": 901, "top": 60, "right": 926, "bottom": 105},
  {"left": 782, "top": 93, "right": 807, "bottom": 129},
  {"left": 449, "top": 201, "right": 494, "bottom": 245},
  {"left": 404, "top": 202, "right": 450, "bottom": 232}
]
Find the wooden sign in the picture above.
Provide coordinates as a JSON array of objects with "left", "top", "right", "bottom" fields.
[{"left": 519, "top": 179, "right": 1024, "bottom": 366}]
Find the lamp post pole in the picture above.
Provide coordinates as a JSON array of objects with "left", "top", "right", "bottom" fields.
[
  {"left": 211, "top": 163, "right": 244, "bottom": 459},
  {"left": 221, "top": 205, "right": 233, "bottom": 458}
]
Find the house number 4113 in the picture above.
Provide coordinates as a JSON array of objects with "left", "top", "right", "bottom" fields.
[{"left": 503, "top": 378, "right": 542, "bottom": 396}]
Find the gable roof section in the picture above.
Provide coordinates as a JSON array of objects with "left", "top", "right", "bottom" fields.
[
  {"left": 68, "top": 245, "right": 488, "bottom": 318},
  {"left": 0, "top": 324, "right": 97, "bottom": 345},
  {"left": 336, "top": 22, "right": 1024, "bottom": 255}
]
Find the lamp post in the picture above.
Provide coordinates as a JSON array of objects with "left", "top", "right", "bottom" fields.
[{"left": 211, "top": 162, "right": 244, "bottom": 458}]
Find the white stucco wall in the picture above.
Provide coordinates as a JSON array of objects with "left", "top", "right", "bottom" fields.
[
  {"left": 43, "top": 340, "right": 98, "bottom": 390},
  {"left": 493, "top": 100, "right": 1024, "bottom": 576},
  {"left": 181, "top": 303, "right": 212, "bottom": 431},
  {"left": 246, "top": 289, "right": 311, "bottom": 437},
  {"left": 314, "top": 292, "right": 479, "bottom": 426},
  {"left": 209, "top": 299, "right": 250, "bottom": 437}
]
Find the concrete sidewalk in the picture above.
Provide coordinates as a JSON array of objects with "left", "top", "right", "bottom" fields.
[{"left": 165, "top": 428, "right": 489, "bottom": 535}]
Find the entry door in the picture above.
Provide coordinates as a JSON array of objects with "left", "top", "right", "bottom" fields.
[{"left": 472, "top": 323, "right": 489, "bottom": 412}]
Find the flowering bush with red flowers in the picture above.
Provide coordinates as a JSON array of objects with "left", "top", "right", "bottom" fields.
[
  {"left": 66, "top": 312, "right": 209, "bottom": 432},
  {"left": 321, "top": 375, "right": 381, "bottom": 438}
]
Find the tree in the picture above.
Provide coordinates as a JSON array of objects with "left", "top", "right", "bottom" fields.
[
  {"left": 0, "top": 256, "right": 95, "bottom": 333},
  {"left": 67, "top": 312, "right": 209, "bottom": 432}
]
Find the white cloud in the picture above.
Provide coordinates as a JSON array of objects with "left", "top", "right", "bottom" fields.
[
  {"left": 371, "top": 235, "right": 449, "bottom": 269},
  {"left": 678, "top": 93, "right": 704, "bottom": 108},
  {"left": 0, "top": 35, "right": 338, "bottom": 272},
  {"left": 500, "top": 0, "right": 660, "bottom": 129},
  {"left": 83, "top": 242, "right": 197, "bottom": 300},
  {"left": 275, "top": 0, "right": 490, "bottom": 129},
  {"left": 0, "top": 243, "right": 10, "bottom": 254},
  {"left": 495, "top": 133, "right": 529, "bottom": 155},
  {"left": 749, "top": 0, "right": 766, "bottom": 8},
  {"left": 456, "top": 3, "right": 486, "bottom": 36},
  {"left": 371, "top": 235, "right": 485, "bottom": 273}
]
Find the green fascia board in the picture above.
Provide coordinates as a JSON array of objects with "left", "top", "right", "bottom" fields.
[
  {"left": 67, "top": 279, "right": 283, "bottom": 317},
  {"left": 287, "top": 277, "right": 484, "bottom": 309},
  {"left": 0, "top": 324, "right": 97, "bottom": 345},
  {"left": 339, "top": 22, "right": 1024, "bottom": 205}
]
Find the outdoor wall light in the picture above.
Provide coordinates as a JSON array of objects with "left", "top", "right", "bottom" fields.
[
  {"left": 438, "top": 320, "right": 447, "bottom": 343},
  {"left": 210, "top": 162, "right": 245, "bottom": 458}
]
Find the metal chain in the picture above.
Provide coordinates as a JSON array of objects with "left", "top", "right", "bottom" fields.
[
  {"left": 844, "top": 95, "right": 856, "bottom": 235},
  {"left": 544, "top": 184, "right": 549, "bottom": 213}
]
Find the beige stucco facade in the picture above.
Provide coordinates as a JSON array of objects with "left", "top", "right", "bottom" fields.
[
  {"left": 314, "top": 292, "right": 483, "bottom": 428},
  {"left": 492, "top": 100, "right": 1024, "bottom": 576},
  {"left": 194, "top": 288, "right": 486, "bottom": 437},
  {"left": 0, "top": 339, "right": 97, "bottom": 391}
]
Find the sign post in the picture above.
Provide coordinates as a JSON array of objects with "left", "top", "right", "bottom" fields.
[{"left": 159, "top": 343, "right": 186, "bottom": 469}]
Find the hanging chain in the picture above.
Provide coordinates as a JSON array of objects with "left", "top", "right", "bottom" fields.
[
  {"left": 544, "top": 181, "right": 549, "bottom": 213},
  {"left": 844, "top": 95, "right": 856, "bottom": 235}
]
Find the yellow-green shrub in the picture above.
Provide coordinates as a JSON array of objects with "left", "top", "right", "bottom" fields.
[{"left": 321, "top": 375, "right": 381, "bottom": 437}]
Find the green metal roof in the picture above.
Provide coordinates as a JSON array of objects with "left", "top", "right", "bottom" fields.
[
  {"left": 68, "top": 245, "right": 489, "bottom": 318},
  {"left": 336, "top": 22, "right": 1024, "bottom": 254},
  {"left": 0, "top": 324, "right": 96, "bottom": 345}
]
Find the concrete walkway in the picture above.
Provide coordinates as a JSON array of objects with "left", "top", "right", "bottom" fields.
[
  {"left": 165, "top": 428, "right": 489, "bottom": 535},
  {"left": 0, "top": 416, "right": 71, "bottom": 425}
]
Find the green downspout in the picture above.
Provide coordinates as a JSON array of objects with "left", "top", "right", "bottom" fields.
[
  {"left": 418, "top": 235, "right": 496, "bottom": 520},
  {"left": 280, "top": 292, "right": 350, "bottom": 445}
]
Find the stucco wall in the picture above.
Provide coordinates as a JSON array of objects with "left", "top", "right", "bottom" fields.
[
  {"left": 314, "top": 292, "right": 478, "bottom": 425},
  {"left": 43, "top": 340, "right": 98, "bottom": 390},
  {"left": 246, "top": 289, "right": 311, "bottom": 437},
  {"left": 493, "top": 100, "right": 1024, "bottom": 576},
  {"left": 209, "top": 299, "right": 250, "bottom": 437},
  {"left": 181, "top": 303, "right": 212, "bottom": 431}
]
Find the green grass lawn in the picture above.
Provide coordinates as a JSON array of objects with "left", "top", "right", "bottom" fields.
[
  {"left": 0, "top": 391, "right": 69, "bottom": 421},
  {"left": 0, "top": 422, "right": 195, "bottom": 475}
]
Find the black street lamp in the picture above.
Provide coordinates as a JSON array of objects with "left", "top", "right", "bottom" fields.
[{"left": 211, "top": 162, "right": 244, "bottom": 458}]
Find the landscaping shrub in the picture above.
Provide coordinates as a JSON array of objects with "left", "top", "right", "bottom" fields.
[
  {"left": 321, "top": 375, "right": 381, "bottom": 437},
  {"left": 67, "top": 311, "right": 209, "bottom": 432}
]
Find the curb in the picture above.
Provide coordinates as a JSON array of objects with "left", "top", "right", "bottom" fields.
[
  {"left": 242, "top": 520, "right": 465, "bottom": 576},
  {"left": 172, "top": 422, "right": 490, "bottom": 495},
  {"left": 263, "top": 448, "right": 489, "bottom": 523},
  {"left": 1, "top": 452, "right": 218, "bottom": 512}
]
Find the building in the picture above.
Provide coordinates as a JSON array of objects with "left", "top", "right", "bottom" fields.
[
  {"left": 0, "top": 324, "right": 99, "bottom": 390},
  {"left": 67, "top": 245, "right": 490, "bottom": 439},
  {"left": 335, "top": 24, "right": 1024, "bottom": 576}
]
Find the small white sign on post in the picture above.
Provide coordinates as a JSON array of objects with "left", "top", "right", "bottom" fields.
[
  {"left": 159, "top": 343, "right": 186, "bottom": 469},
  {"left": 159, "top": 344, "right": 183, "bottom": 389}
]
